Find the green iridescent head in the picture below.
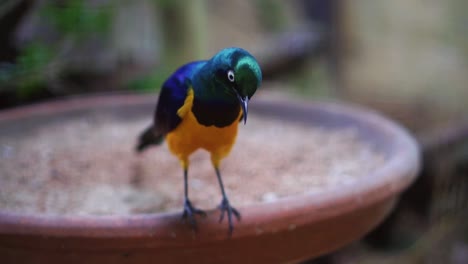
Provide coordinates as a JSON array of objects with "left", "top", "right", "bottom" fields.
[{"left": 203, "top": 47, "right": 262, "bottom": 124}]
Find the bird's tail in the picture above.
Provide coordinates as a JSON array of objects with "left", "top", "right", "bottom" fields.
[{"left": 136, "top": 125, "right": 163, "bottom": 152}]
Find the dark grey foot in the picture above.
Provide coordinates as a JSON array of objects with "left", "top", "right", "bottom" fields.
[
  {"left": 182, "top": 199, "right": 206, "bottom": 230},
  {"left": 218, "top": 197, "right": 241, "bottom": 235}
]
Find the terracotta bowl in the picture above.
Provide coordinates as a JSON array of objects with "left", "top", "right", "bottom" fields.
[{"left": 0, "top": 93, "right": 420, "bottom": 263}]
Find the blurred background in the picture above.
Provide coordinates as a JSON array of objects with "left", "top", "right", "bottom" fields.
[{"left": 0, "top": 0, "right": 467, "bottom": 263}]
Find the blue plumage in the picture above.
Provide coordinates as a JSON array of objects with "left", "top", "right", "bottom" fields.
[{"left": 153, "top": 61, "right": 204, "bottom": 137}]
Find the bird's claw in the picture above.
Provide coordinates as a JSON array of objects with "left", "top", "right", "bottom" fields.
[
  {"left": 182, "top": 199, "right": 206, "bottom": 230},
  {"left": 218, "top": 198, "right": 241, "bottom": 235}
]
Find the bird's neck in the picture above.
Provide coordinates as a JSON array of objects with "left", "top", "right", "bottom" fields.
[{"left": 191, "top": 68, "right": 240, "bottom": 128}]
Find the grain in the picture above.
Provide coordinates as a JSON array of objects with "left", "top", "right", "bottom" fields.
[{"left": 0, "top": 112, "right": 385, "bottom": 215}]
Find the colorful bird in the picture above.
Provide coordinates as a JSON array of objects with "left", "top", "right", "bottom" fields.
[{"left": 136, "top": 47, "right": 262, "bottom": 234}]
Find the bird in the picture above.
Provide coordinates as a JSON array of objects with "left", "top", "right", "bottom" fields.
[{"left": 136, "top": 47, "right": 262, "bottom": 234}]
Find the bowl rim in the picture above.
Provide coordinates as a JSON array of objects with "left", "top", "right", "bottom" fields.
[{"left": 0, "top": 92, "right": 421, "bottom": 241}]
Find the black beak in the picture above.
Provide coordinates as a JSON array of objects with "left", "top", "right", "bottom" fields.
[{"left": 237, "top": 94, "right": 249, "bottom": 124}]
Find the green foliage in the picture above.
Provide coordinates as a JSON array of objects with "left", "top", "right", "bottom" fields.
[
  {"left": 41, "top": 0, "right": 111, "bottom": 38},
  {"left": 1, "top": 0, "right": 113, "bottom": 103},
  {"left": 15, "top": 43, "right": 53, "bottom": 98},
  {"left": 16, "top": 44, "right": 53, "bottom": 75},
  {"left": 290, "top": 60, "right": 333, "bottom": 99},
  {"left": 127, "top": 69, "right": 173, "bottom": 92},
  {"left": 0, "top": 43, "right": 53, "bottom": 98},
  {"left": 255, "top": 0, "right": 286, "bottom": 32}
]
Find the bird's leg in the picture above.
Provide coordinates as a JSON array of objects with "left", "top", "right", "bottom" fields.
[
  {"left": 181, "top": 167, "right": 206, "bottom": 230},
  {"left": 214, "top": 166, "right": 241, "bottom": 235}
]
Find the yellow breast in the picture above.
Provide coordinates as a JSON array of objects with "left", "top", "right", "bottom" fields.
[{"left": 165, "top": 88, "right": 241, "bottom": 167}]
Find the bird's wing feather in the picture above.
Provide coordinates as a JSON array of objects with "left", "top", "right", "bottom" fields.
[{"left": 153, "top": 61, "right": 205, "bottom": 136}]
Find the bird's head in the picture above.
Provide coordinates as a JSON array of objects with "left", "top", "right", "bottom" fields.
[{"left": 206, "top": 47, "right": 262, "bottom": 124}]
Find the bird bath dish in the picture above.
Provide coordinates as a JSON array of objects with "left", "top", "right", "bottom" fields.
[{"left": 0, "top": 93, "right": 420, "bottom": 263}]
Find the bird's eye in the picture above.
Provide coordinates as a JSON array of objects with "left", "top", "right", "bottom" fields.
[{"left": 227, "top": 70, "right": 235, "bottom": 82}]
